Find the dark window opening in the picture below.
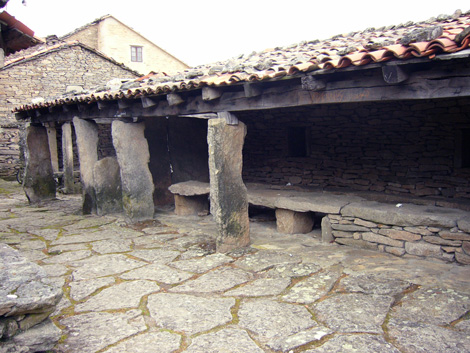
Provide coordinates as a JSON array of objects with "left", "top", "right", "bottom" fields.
[
  {"left": 131, "top": 46, "right": 143, "bottom": 62},
  {"left": 288, "top": 126, "right": 309, "bottom": 157},
  {"left": 462, "top": 129, "right": 470, "bottom": 168}
]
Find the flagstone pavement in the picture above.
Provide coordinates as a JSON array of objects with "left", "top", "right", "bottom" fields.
[{"left": 0, "top": 179, "right": 469, "bottom": 353}]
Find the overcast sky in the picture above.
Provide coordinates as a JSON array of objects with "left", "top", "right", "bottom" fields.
[{"left": 3, "top": 0, "right": 470, "bottom": 67}]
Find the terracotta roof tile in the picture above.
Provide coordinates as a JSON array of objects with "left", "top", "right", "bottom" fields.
[{"left": 15, "top": 10, "right": 470, "bottom": 112}]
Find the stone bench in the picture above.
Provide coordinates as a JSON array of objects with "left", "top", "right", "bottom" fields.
[
  {"left": 168, "top": 181, "right": 363, "bottom": 234},
  {"left": 0, "top": 243, "right": 62, "bottom": 352}
]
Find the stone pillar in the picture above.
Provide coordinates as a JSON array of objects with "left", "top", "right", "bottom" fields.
[
  {"left": 62, "top": 122, "right": 76, "bottom": 194},
  {"left": 276, "top": 209, "right": 314, "bottom": 234},
  {"left": 93, "top": 156, "right": 123, "bottom": 215},
  {"left": 45, "top": 124, "right": 59, "bottom": 174},
  {"left": 208, "top": 117, "right": 250, "bottom": 252},
  {"left": 73, "top": 117, "right": 98, "bottom": 214},
  {"left": 112, "top": 120, "right": 154, "bottom": 221},
  {"left": 23, "top": 125, "right": 56, "bottom": 203}
]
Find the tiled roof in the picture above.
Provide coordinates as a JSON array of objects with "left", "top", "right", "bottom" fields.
[
  {"left": 15, "top": 9, "right": 470, "bottom": 112},
  {"left": 3, "top": 39, "right": 141, "bottom": 75}
]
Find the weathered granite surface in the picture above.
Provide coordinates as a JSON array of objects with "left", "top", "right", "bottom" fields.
[{"left": 0, "top": 179, "right": 469, "bottom": 352}]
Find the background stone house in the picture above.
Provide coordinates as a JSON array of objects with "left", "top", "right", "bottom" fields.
[
  {"left": 0, "top": 39, "right": 140, "bottom": 179},
  {"left": 61, "top": 15, "right": 189, "bottom": 74}
]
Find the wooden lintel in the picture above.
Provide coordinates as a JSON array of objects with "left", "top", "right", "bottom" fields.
[
  {"left": 93, "top": 118, "right": 115, "bottom": 124},
  {"left": 114, "top": 110, "right": 131, "bottom": 118},
  {"left": 97, "top": 101, "right": 110, "bottom": 110},
  {"left": 141, "top": 96, "right": 159, "bottom": 109},
  {"left": 202, "top": 87, "right": 223, "bottom": 101},
  {"left": 77, "top": 104, "right": 88, "bottom": 113},
  {"left": 118, "top": 99, "right": 133, "bottom": 109},
  {"left": 243, "top": 83, "right": 263, "bottom": 98},
  {"left": 301, "top": 75, "right": 326, "bottom": 91},
  {"left": 382, "top": 65, "right": 409, "bottom": 84},
  {"left": 179, "top": 113, "right": 218, "bottom": 119},
  {"left": 217, "top": 111, "right": 239, "bottom": 125},
  {"left": 167, "top": 93, "right": 184, "bottom": 106}
]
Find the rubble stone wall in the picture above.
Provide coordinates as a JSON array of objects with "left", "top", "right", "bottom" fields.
[
  {"left": 241, "top": 98, "right": 470, "bottom": 200},
  {"left": 0, "top": 45, "right": 138, "bottom": 179}
]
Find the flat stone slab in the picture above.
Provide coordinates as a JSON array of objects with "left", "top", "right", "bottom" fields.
[
  {"left": 387, "top": 318, "right": 470, "bottom": 353},
  {"left": 305, "top": 334, "right": 401, "bottom": 353},
  {"left": 313, "top": 293, "right": 394, "bottom": 333},
  {"left": 268, "top": 326, "right": 333, "bottom": 352},
  {"left": 336, "top": 273, "right": 411, "bottom": 296},
  {"left": 104, "top": 331, "right": 182, "bottom": 353},
  {"left": 75, "top": 280, "right": 160, "bottom": 312},
  {"left": 265, "top": 262, "right": 322, "bottom": 278},
  {"left": 342, "top": 201, "right": 469, "bottom": 228},
  {"left": 147, "top": 293, "right": 235, "bottom": 335},
  {"left": 59, "top": 310, "right": 146, "bottom": 353},
  {"left": 224, "top": 277, "right": 291, "bottom": 297},
  {"left": 70, "top": 254, "right": 146, "bottom": 280},
  {"left": 129, "top": 249, "right": 181, "bottom": 263},
  {"left": 42, "top": 250, "right": 92, "bottom": 264},
  {"left": 390, "top": 287, "right": 470, "bottom": 325},
  {"left": 0, "top": 244, "right": 62, "bottom": 317},
  {"left": 168, "top": 180, "right": 210, "bottom": 196},
  {"left": 234, "top": 250, "right": 302, "bottom": 272},
  {"left": 170, "top": 253, "right": 234, "bottom": 273},
  {"left": 120, "top": 263, "right": 193, "bottom": 284},
  {"left": 69, "top": 277, "right": 116, "bottom": 301},
  {"left": 170, "top": 267, "right": 252, "bottom": 293},
  {"left": 281, "top": 267, "right": 342, "bottom": 304},
  {"left": 186, "top": 327, "right": 264, "bottom": 353},
  {"left": 91, "top": 239, "right": 133, "bottom": 254},
  {"left": 238, "top": 299, "right": 316, "bottom": 342}
]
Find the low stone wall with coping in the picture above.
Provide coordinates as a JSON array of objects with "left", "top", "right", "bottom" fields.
[{"left": 322, "top": 202, "right": 470, "bottom": 265}]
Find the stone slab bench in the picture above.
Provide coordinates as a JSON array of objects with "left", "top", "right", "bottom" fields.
[
  {"left": 168, "top": 181, "right": 364, "bottom": 234},
  {"left": 0, "top": 243, "right": 62, "bottom": 352}
]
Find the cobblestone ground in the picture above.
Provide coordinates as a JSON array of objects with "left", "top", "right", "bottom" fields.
[{"left": 1, "top": 179, "right": 469, "bottom": 353}]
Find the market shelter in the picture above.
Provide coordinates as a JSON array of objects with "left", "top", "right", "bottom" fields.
[{"left": 15, "top": 10, "right": 470, "bottom": 263}]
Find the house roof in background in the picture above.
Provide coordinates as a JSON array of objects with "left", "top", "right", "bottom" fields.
[
  {"left": 15, "top": 9, "right": 470, "bottom": 112},
  {"left": 0, "top": 11, "right": 42, "bottom": 54}
]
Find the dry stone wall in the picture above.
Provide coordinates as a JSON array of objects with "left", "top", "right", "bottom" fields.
[
  {"left": 0, "top": 124, "right": 20, "bottom": 180},
  {"left": 241, "top": 98, "right": 470, "bottom": 201}
]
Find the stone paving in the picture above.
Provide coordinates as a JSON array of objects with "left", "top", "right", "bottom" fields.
[{"left": 0, "top": 179, "right": 470, "bottom": 353}]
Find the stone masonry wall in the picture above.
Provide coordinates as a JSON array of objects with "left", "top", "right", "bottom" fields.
[
  {"left": 324, "top": 214, "right": 470, "bottom": 265},
  {"left": 0, "top": 124, "right": 20, "bottom": 180},
  {"left": 0, "top": 45, "right": 139, "bottom": 179},
  {"left": 241, "top": 98, "right": 470, "bottom": 200}
]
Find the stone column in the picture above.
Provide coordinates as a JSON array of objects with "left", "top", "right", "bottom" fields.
[
  {"left": 45, "top": 124, "right": 59, "bottom": 174},
  {"left": 73, "top": 117, "right": 98, "bottom": 214},
  {"left": 61, "top": 122, "right": 76, "bottom": 194},
  {"left": 208, "top": 117, "right": 250, "bottom": 252},
  {"left": 112, "top": 120, "right": 154, "bottom": 221},
  {"left": 23, "top": 125, "right": 56, "bottom": 203}
]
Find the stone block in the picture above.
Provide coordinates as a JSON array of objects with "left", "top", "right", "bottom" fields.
[
  {"left": 321, "top": 216, "right": 333, "bottom": 243},
  {"left": 335, "top": 237, "right": 378, "bottom": 250},
  {"left": 378, "top": 229, "right": 421, "bottom": 241},
  {"left": 362, "top": 232, "right": 404, "bottom": 247},
  {"left": 456, "top": 251, "right": 470, "bottom": 265},
  {"left": 457, "top": 218, "right": 470, "bottom": 233},
  {"left": 423, "top": 236, "right": 461, "bottom": 246},
  {"left": 330, "top": 223, "right": 369, "bottom": 232},
  {"left": 385, "top": 246, "right": 406, "bottom": 256},
  {"left": 276, "top": 209, "right": 313, "bottom": 234},
  {"left": 354, "top": 218, "right": 378, "bottom": 228},
  {"left": 439, "top": 231, "right": 470, "bottom": 241},
  {"left": 463, "top": 241, "right": 470, "bottom": 255},
  {"left": 332, "top": 230, "right": 354, "bottom": 238},
  {"left": 405, "top": 242, "right": 441, "bottom": 257},
  {"left": 174, "top": 194, "right": 209, "bottom": 216},
  {"left": 93, "top": 157, "right": 123, "bottom": 216}
]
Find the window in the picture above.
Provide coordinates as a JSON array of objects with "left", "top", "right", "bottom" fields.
[
  {"left": 288, "top": 126, "right": 309, "bottom": 157},
  {"left": 131, "top": 46, "right": 143, "bottom": 62}
]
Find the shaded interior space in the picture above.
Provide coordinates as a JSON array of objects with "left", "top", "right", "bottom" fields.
[
  {"left": 239, "top": 97, "right": 470, "bottom": 211},
  {"left": 145, "top": 116, "right": 209, "bottom": 207}
]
